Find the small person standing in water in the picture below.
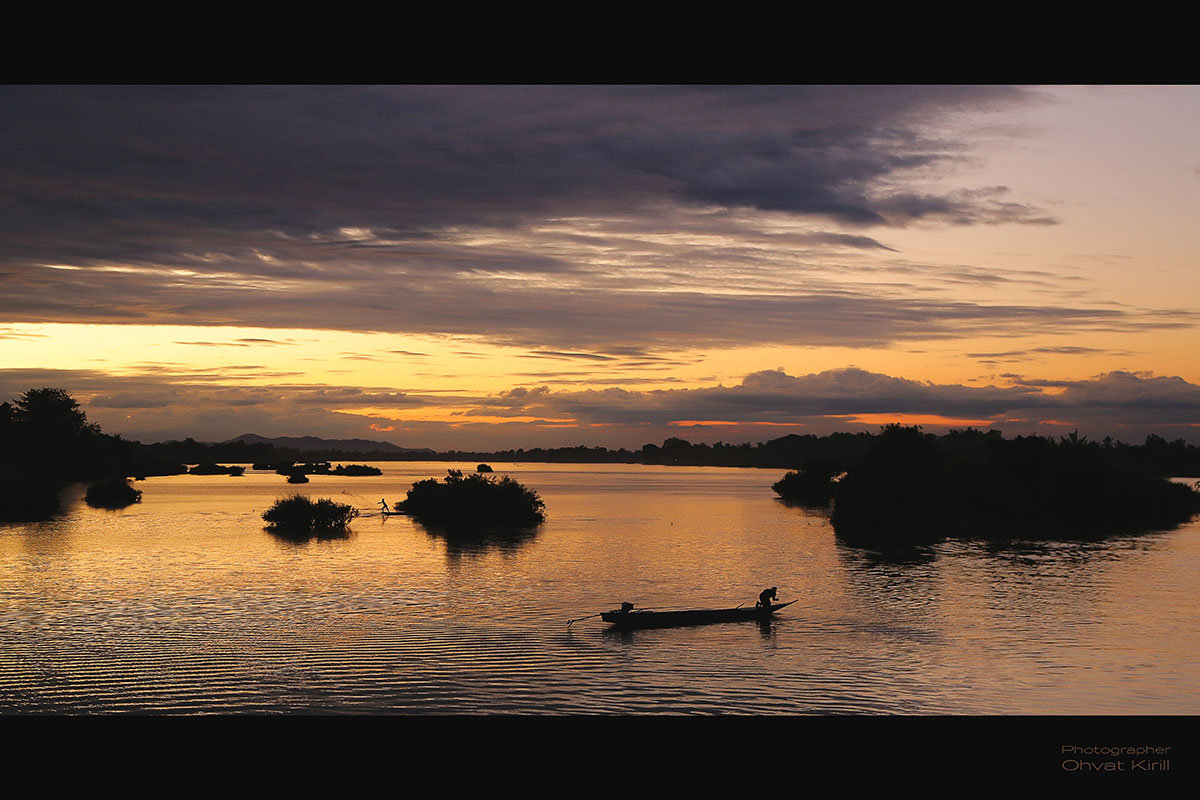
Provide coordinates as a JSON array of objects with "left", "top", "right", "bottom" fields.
[
  {"left": 380, "top": 499, "right": 390, "bottom": 514},
  {"left": 757, "top": 586, "right": 778, "bottom": 608}
]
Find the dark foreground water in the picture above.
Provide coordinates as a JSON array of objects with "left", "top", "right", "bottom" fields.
[{"left": 1, "top": 463, "right": 1197, "bottom": 714}]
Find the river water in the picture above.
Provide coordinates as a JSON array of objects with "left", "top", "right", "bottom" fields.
[{"left": 1, "top": 462, "right": 1197, "bottom": 715}]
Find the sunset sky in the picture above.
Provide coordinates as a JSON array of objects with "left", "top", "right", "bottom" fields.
[{"left": 1, "top": 85, "right": 1198, "bottom": 449}]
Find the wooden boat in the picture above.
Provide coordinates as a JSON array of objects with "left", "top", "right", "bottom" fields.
[{"left": 600, "top": 600, "right": 797, "bottom": 629}]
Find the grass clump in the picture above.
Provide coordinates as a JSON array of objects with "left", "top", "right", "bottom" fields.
[{"left": 262, "top": 494, "right": 359, "bottom": 535}]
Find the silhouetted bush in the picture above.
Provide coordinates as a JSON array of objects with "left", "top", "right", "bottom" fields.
[
  {"left": 830, "top": 425, "right": 1200, "bottom": 544},
  {"left": 261, "top": 494, "right": 359, "bottom": 535},
  {"left": 286, "top": 472, "right": 309, "bottom": 484},
  {"left": 476, "top": 463, "right": 493, "bottom": 473},
  {"left": 85, "top": 477, "right": 142, "bottom": 509},
  {"left": 773, "top": 460, "right": 841, "bottom": 506},
  {"left": 398, "top": 469, "right": 545, "bottom": 529}
]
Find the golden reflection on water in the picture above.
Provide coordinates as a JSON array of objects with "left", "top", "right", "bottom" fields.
[{"left": 1, "top": 462, "right": 1198, "bottom": 714}]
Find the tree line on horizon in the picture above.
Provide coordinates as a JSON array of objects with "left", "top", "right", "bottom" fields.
[
  {"left": 3, "top": 386, "right": 1200, "bottom": 523},
  {"left": 143, "top": 430, "right": 1200, "bottom": 476}
]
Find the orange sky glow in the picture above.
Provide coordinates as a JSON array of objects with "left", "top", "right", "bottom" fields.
[{"left": 1, "top": 85, "right": 1197, "bottom": 448}]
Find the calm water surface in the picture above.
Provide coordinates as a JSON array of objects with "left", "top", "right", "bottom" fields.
[{"left": 2, "top": 463, "right": 1198, "bottom": 714}]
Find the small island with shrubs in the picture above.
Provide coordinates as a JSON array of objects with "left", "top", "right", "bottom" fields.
[
  {"left": 1, "top": 387, "right": 189, "bottom": 521},
  {"left": 396, "top": 469, "right": 545, "bottom": 529},
  {"left": 778, "top": 425, "right": 1200, "bottom": 544},
  {"left": 188, "top": 463, "right": 246, "bottom": 476},
  {"left": 333, "top": 464, "right": 383, "bottom": 476},
  {"left": 84, "top": 477, "right": 143, "bottom": 509},
  {"left": 261, "top": 494, "right": 359, "bottom": 537},
  {"left": 772, "top": 461, "right": 842, "bottom": 506},
  {"left": 271, "top": 461, "right": 381, "bottom": 478}
]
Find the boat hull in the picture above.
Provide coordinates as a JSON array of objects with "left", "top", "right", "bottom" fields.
[{"left": 601, "top": 600, "right": 797, "bottom": 629}]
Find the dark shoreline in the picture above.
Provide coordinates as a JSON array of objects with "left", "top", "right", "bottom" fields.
[
  {"left": 131, "top": 429, "right": 1200, "bottom": 477},
  {"left": 4, "top": 388, "right": 1200, "bottom": 535}
]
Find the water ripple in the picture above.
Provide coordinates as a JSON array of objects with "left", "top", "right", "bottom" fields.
[{"left": 2, "top": 464, "right": 1198, "bottom": 714}]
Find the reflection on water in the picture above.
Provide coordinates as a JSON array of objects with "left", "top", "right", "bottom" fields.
[
  {"left": 977, "top": 530, "right": 1171, "bottom": 564},
  {"left": 414, "top": 521, "right": 541, "bottom": 559},
  {"left": 1, "top": 462, "right": 1198, "bottom": 714},
  {"left": 266, "top": 528, "right": 355, "bottom": 545},
  {"left": 836, "top": 542, "right": 938, "bottom": 567}
]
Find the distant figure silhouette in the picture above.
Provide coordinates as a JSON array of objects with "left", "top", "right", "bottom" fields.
[
  {"left": 757, "top": 586, "right": 778, "bottom": 608},
  {"left": 380, "top": 498, "right": 390, "bottom": 513},
  {"left": 619, "top": 601, "right": 634, "bottom": 614}
]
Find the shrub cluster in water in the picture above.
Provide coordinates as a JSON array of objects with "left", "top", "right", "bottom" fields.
[
  {"left": 812, "top": 426, "right": 1200, "bottom": 544},
  {"left": 261, "top": 494, "right": 359, "bottom": 534},
  {"left": 85, "top": 477, "right": 143, "bottom": 509},
  {"left": 772, "top": 461, "right": 842, "bottom": 506},
  {"left": 0, "top": 387, "right": 185, "bottom": 520},
  {"left": 397, "top": 469, "right": 545, "bottom": 528}
]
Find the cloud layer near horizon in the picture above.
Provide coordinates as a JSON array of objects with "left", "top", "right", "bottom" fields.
[{"left": 2, "top": 366, "right": 1196, "bottom": 448}]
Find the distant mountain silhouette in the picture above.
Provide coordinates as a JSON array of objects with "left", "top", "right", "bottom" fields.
[{"left": 225, "top": 434, "right": 433, "bottom": 454}]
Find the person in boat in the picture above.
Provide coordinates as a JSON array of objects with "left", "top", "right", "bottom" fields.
[
  {"left": 618, "top": 601, "right": 634, "bottom": 614},
  {"left": 756, "top": 586, "right": 778, "bottom": 609}
]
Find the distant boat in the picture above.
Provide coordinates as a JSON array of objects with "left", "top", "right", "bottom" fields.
[{"left": 599, "top": 600, "right": 797, "bottom": 629}]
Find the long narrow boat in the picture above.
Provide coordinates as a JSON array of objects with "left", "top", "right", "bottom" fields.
[{"left": 600, "top": 600, "right": 797, "bottom": 629}]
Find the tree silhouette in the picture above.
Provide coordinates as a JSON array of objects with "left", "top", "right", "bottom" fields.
[{"left": 13, "top": 387, "right": 98, "bottom": 439}]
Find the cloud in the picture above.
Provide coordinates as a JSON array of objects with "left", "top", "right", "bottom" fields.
[
  {"left": 2, "top": 259, "right": 1191, "bottom": 353},
  {"left": 448, "top": 368, "right": 1200, "bottom": 447},
  {"left": 462, "top": 368, "right": 1051, "bottom": 426},
  {"left": 870, "top": 186, "right": 1059, "bottom": 227},
  {"left": 1, "top": 86, "right": 1043, "bottom": 247},
  {"left": 4, "top": 366, "right": 1198, "bottom": 447},
  {"left": 966, "top": 346, "right": 1137, "bottom": 360},
  {"left": 0, "top": 85, "right": 1103, "bottom": 353},
  {"left": 1016, "top": 370, "right": 1200, "bottom": 410}
]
